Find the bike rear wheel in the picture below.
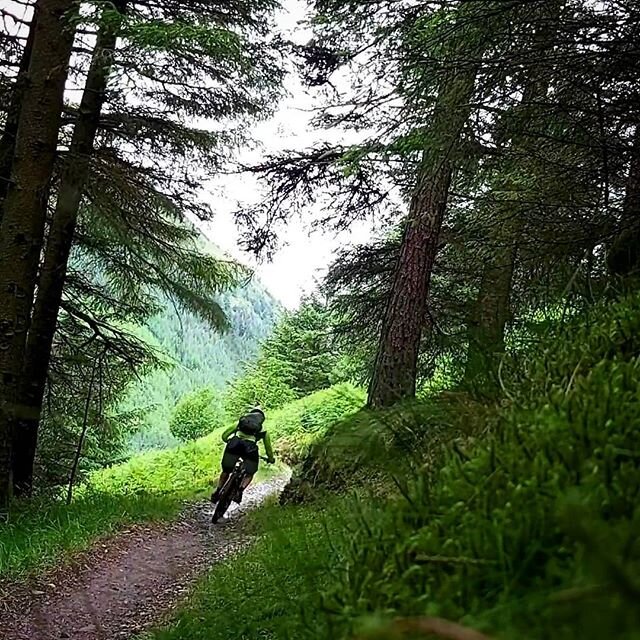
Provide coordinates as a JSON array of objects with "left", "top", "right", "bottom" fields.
[{"left": 211, "top": 475, "right": 238, "bottom": 523}]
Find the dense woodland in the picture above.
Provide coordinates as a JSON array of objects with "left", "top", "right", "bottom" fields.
[
  {"left": 0, "top": 0, "right": 639, "bottom": 639},
  {"left": 0, "top": 0, "right": 281, "bottom": 497}
]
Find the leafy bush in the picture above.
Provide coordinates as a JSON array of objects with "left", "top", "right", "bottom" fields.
[
  {"left": 169, "top": 387, "right": 223, "bottom": 442},
  {"left": 266, "top": 383, "right": 365, "bottom": 465},
  {"left": 224, "top": 359, "right": 297, "bottom": 417}
]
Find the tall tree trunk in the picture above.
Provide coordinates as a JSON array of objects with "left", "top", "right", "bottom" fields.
[
  {"left": 622, "top": 126, "right": 640, "bottom": 227},
  {"left": 464, "top": 0, "right": 561, "bottom": 388},
  {"left": 11, "top": 2, "right": 126, "bottom": 497},
  {"left": 607, "top": 125, "right": 640, "bottom": 278},
  {"left": 0, "top": 0, "right": 76, "bottom": 505},
  {"left": 368, "top": 65, "right": 478, "bottom": 408},
  {"left": 464, "top": 239, "right": 517, "bottom": 387},
  {"left": 0, "top": 9, "right": 38, "bottom": 221}
]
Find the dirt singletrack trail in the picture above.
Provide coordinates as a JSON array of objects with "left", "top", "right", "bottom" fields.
[{"left": 0, "top": 475, "right": 289, "bottom": 640}]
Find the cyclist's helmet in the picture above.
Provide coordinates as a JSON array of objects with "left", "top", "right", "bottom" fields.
[{"left": 251, "top": 405, "right": 265, "bottom": 417}]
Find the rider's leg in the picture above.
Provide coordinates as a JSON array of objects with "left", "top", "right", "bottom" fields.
[
  {"left": 232, "top": 474, "right": 254, "bottom": 504},
  {"left": 235, "top": 448, "right": 259, "bottom": 502},
  {"left": 211, "top": 471, "right": 229, "bottom": 502},
  {"left": 217, "top": 471, "right": 230, "bottom": 489},
  {"left": 242, "top": 444, "right": 259, "bottom": 492},
  {"left": 213, "top": 440, "right": 240, "bottom": 502}
]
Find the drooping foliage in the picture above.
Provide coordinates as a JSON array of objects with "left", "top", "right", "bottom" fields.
[{"left": 234, "top": 0, "right": 640, "bottom": 406}]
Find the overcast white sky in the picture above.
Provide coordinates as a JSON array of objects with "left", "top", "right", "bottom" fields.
[{"left": 197, "top": 0, "right": 379, "bottom": 309}]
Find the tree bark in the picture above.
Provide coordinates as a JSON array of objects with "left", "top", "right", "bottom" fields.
[
  {"left": 0, "top": 0, "right": 76, "bottom": 505},
  {"left": 0, "top": 9, "right": 37, "bottom": 221},
  {"left": 368, "top": 62, "right": 478, "bottom": 408},
  {"left": 368, "top": 159, "right": 453, "bottom": 408},
  {"left": 464, "top": 240, "right": 517, "bottom": 387},
  {"left": 607, "top": 125, "right": 640, "bottom": 278},
  {"left": 11, "top": 2, "right": 126, "bottom": 497}
]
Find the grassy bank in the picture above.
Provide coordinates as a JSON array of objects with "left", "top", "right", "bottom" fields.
[
  {"left": 145, "top": 499, "right": 346, "bottom": 640},
  {"left": 148, "top": 293, "right": 640, "bottom": 640},
  {"left": 0, "top": 431, "right": 256, "bottom": 578}
]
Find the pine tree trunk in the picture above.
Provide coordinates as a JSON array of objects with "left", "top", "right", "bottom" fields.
[
  {"left": 0, "top": 0, "right": 76, "bottom": 505},
  {"left": 11, "top": 3, "right": 125, "bottom": 497},
  {"left": 368, "top": 59, "right": 478, "bottom": 408},
  {"left": 0, "top": 10, "right": 37, "bottom": 220},
  {"left": 607, "top": 125, "right": 640, "bottom": 278},
  {"left": 367, "top": 160, "right": 452, "bottom": 407},
  {"left": 464, "top": 240, "right": 517, "bottom": 387},
  {"left": 463, "top": 1, "right": 561, "bottom": 388}
]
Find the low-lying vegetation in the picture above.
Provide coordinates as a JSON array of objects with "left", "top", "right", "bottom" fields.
[
  {"left": 149, "top": 293, "right": 640, "bottom": 640},
  {"left": 0, "top": 431, "right": 234, "bottom": 578},
  {"left": 146, "top": 499, "right": 347, "bottom": 640},
  {"left": 320, "top": 293, "right": 640, "bottom": 639}
]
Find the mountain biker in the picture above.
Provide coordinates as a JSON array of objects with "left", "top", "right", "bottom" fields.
[{"left": 210, "top": 406, "right": 275, "bottom": 505}]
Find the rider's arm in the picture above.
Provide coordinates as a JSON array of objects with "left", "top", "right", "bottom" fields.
[
  {"left": 220, "top": 424, "right": 236, "bottom": 443},
  {"left": 263, "top": 431, "right": 275, "bottom": 462}
]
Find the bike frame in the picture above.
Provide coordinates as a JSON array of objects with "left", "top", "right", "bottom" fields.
[{"left": 211, "top": 455, "right": 268, "bottom": 524}]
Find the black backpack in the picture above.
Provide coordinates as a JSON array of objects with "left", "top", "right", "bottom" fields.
[{"left": 237, "top": 410, "right": 265, "bottom": 436}]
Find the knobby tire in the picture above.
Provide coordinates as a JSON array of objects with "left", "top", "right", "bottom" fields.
[{"left": 212, "top": 476, "right": 236, "bottom": 523}]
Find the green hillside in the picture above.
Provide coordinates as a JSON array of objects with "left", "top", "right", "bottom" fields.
[
  {"left": 151, "top": 292, "right": 640, "bottom": 640},
  {"left": 124, "top": 279, "right": 281, "bottom": 452}
]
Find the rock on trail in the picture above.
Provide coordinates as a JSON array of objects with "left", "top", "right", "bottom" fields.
[{"left": 0, "top": 474, "right": 289, "bottom": 640}]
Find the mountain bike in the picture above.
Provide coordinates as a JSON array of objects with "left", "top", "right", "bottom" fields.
[{"left": 211, "top": 456, "right": 268, "bottom": 524}]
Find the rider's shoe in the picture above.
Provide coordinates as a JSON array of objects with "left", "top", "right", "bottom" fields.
[
  {"left": 210, "top": 489, "right": 221, "bottom": 503},
  {"left": 233, "top": 488, "right": 244, "bottom": 504}
]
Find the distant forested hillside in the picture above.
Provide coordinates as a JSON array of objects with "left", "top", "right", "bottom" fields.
[{"left": 125, "top": 277, "right": 281, "bottom": 452}]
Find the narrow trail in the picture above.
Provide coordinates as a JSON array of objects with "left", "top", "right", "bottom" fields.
[{"left": 0, "top": 474, "right": 289, "bottom": 640}]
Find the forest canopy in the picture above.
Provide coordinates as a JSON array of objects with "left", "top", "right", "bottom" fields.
[{"left": 0, "top": 0, "right": 638, "bottom": 501}]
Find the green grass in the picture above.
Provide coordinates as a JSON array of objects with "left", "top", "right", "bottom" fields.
[
  {"left": 0, "top": 428, "right": 279, "bottom": 579},
  {"left": 265, "top": 382, "right": 365, "bottom": 464},
  {"left": 314, "top": 295, "right": 640, "bottom": 640},
  {"left": 0, "top": 491, "right": 186, "bottom": 579},
  {"left": 145, "top": 498, "right": 348, "bottom": 640}
]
